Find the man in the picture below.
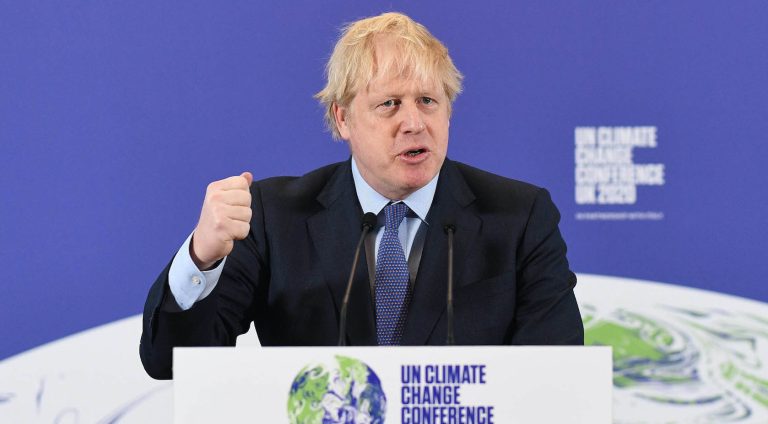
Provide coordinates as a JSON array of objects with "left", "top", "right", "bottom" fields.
[{"left": 140, "top": 12, "right": 583, "bottom": 380}]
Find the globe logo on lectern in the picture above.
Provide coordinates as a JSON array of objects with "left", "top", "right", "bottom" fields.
[{"left": 287, "top": 355, "right": 387, "bottom": 423}]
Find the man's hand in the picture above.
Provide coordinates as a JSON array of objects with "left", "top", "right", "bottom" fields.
[{"left": 190, "top": 172, "right": 253, "bottom": 270}]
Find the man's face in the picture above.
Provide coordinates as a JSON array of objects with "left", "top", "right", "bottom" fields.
[{"left": 334, "top": 46, "right": 450, "bottom": 200}]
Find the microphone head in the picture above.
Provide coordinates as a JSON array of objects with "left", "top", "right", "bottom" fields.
[
  {"left": 362, "top": 212, "right": 378, "bottom": 230},
  {"left": 443, "top": 221, "right": 456, "bottom": 234}
]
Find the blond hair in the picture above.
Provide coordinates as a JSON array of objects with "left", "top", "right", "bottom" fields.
[{"left": 315, "top": 12, "right": 463, "bottom": 139}]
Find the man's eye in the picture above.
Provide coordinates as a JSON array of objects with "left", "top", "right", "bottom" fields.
[
  {"left": 380, "top": 99, "right": 399, "bottom": 108},
  {"left": 421, "top": 97, "right": 435, "bottom": 105}
]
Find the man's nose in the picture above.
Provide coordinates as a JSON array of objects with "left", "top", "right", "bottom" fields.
[{"left": 400, "top": 103, "right": 425, "bottom": 134}]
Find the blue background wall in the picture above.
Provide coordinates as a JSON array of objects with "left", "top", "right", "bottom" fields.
[{"left": 2, "top": 1, "right": 767, "bottom": 360}]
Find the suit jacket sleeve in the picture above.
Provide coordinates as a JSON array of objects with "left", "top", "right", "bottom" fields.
[
  {"left": 139, "top": 182, "right": 269, "bottom": 380},
  {"left": 511, "top": 188, "right": 583, "bottom": 345}
]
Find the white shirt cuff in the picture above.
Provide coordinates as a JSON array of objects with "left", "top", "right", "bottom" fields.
[{"left": 168, "top": 232, "right": 226, "bottom": 310}]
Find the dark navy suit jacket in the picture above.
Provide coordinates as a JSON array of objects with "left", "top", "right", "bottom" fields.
[{"left": 140, "top": 159, "right": 583, "bottom": 379}]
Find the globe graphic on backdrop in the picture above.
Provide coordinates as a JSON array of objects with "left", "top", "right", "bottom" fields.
[
  {"left": 288, "top": 355, "right": 386, "bottom": 424},
  {"left": 577, "top": 275, "right": 768, "bottom": 423}
]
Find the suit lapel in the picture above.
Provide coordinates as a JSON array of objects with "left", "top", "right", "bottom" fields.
[
  {"left": 306, "top": 161, "right": 377, "bottom": 346},
  {"left": 401, "top": 160, "right": 481, "bottom": 345}
]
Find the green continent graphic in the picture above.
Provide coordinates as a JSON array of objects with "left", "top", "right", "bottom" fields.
[
  {"left": 287, "top": 356, "right": 386, "bottom": 423},
  {"left": 585, "top": 310, "right": 691, "bottom": 388},
  {"left": 582, "top": 303, "right": 768, "bottom": 422},
  {"left": 287, "top": 365, "right": 330, "bottom": 423},
  {"left": 721, "top": 361, "right": 768, "bottom": 408}
]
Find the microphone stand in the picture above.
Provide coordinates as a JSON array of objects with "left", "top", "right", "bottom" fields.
[
  {"left": 444, "top": 224, "right": 456, "bottom": 345},
  {"left": 338, "top": 212, "right": 377, "bottom": 346}
]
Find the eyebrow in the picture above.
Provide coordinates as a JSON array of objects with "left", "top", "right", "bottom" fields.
[{"left": 374, "top": 91, "right": 437, "bottom": 99}]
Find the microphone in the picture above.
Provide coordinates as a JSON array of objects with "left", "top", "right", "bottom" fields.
[
  {"left": 338, "top": 212, "right": 378, "bottom": 346},
  {"left": 444, "top": 222, "right": 456, "bottom": 345}
]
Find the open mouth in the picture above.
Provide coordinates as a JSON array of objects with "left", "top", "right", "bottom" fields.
[{"left": 403, "top": 149, "right": 426, "bottom": 157}]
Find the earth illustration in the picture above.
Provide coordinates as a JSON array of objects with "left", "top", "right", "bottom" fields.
[
  {"left": 288, "top": 355, "right": 386, "bottom": 423},
  {"left": 577, "top": 275, "right": 768, "bottom": 423}
]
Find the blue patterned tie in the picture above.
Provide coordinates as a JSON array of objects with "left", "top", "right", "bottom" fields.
[{"left": 375, "top": 202, "right": 411, "bottom": 345}]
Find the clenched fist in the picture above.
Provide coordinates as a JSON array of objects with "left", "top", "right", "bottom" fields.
[{"left": 190, "top": 172, "right": 253, "bottom": 270}]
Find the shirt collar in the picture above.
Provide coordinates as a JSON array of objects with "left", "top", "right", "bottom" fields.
[{"left": 351, "top": 157, "right": 438, "bottom": 223}]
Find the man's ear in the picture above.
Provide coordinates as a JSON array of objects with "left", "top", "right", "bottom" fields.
[{"left": 332, "top": 103, "right": 351, "bottom": 140}]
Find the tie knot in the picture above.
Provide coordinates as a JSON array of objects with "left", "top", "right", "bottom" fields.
[{"left": 383, "top": 202, "right": 408, "bottom": 231}]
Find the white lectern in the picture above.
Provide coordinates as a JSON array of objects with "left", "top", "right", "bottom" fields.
[{"left": 174, "top": 346, "right": 611, "bottom": 423}]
